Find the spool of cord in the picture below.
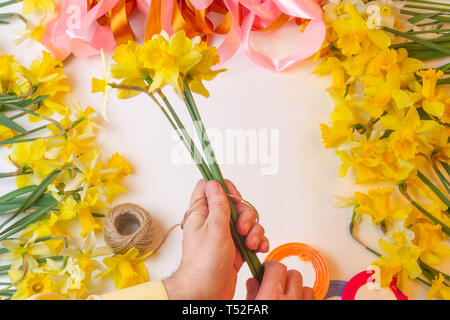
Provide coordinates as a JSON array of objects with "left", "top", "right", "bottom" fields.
[{"left": 104, "top": 203, "right": 155, "bottom": 255}]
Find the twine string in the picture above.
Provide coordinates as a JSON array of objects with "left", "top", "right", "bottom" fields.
[{"left": 105, "top": 195, "right": 259, "bottom": 256}]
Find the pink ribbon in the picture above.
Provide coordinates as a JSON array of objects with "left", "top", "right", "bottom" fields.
[
  {"left": 41, "top": 0, "right": 120, "bottom": 61},
  {"left": 240, "top": 0, "right": 326, "bottom": 71},
  {"left": 41, "top": 0, "right": 326, "bottom": 72}
]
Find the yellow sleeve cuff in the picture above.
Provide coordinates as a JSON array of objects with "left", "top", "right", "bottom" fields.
[{"left": 87, "top": 280, "right": 169, "bottom": 300}]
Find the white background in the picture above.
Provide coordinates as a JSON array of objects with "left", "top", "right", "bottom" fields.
[{"left": 1, "top": 3, "right": 446, "bottom": 300}]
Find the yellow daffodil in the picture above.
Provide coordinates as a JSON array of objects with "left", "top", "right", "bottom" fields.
[
  {"left": 58, "top": 257, "right": 88, "bottom": 299},
  {"left": 313, "top": 57, "right": 347, "bottom": 94},
  {"left": 411, "top": 222, "right": 450, "bottom": 266},
  {"left": 416, "top": 69, "right": 445, "bottom": 117},
  {"left": 355, "top": 187, "right": 411, "bottom": 224},
  {"left": 380, "top": 107, "right": 439, "bottom": 160},
  {"left": 0, "top": 54, "right": 21, "bottom": 94},
  {"left": 142, "top": 30, "right": 202, "bottom": 92},
  {"left": 0, "top": 125, "right": 17, "bottom": 147},
  {"left": 99, "top": 247, "right": 152, "bottom": 290},
  {"left": 17, "top": 52, "right": 71, "bottom": 122},
  {"left": 14, "top": 13, "right": 54, "bottom": 45},
  {"left": 332, "top": 4, "right": 391, "bottom": 56},
  {"left": 9, "top": 270, "right": 55, "bottom": 300},
  {"left": 0, "top": 233, "right": 52, "bottom": 270},
  {"left": 10, "top": 138, "right": 61, "bottom": 188},
  {"left": 371, "top": 239, "right": 423, "bottom": 289},
  {"left": 76, "top": 206, "right": 102, "bottom": 238},
  {"left": 21, "top": 213, "right": 66, "bottom": 253},
  {"left": 22, "top": 0, "right": 56, "bottom": 15},
  {"left": 363, "top": 69, "right": 413, "bottom": 118},
  {"left": 65, "top": 149, "right": 102, "bottom": 201},
  {"left": 428, "top": 126, "right": 449, "bottom": 164},
  {"left": 427, "top": 274, "right": 450, "bottom": 300},
  {"left": 186, "top": 42, "right": 226, "bottom": 97},
  {"left": 320, "top": 123, "right": 353, "bottom": 149},
  {"left": 110, "top": 41, "right": 147, "bottom": 99},
  {"left": 384, "top": 219, "right": 415, "bottom": 245},
  {"left": 60, "top": 231, "right": 112, "bottom": 276}
]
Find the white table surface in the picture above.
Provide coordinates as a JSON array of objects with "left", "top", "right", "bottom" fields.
[{"left": 0, "top": 5, "right": 440, "bottom": 300}]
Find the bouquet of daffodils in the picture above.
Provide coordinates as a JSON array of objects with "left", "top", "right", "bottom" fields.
[
  {"left": 316, "top": 0, "right": 449, "bottom": 299},
  {"left": 92, "top": 30, "right": 264, "bottom": 281},
  {"left": 0, "top": 52, "right": 158, "bottom": 300}
]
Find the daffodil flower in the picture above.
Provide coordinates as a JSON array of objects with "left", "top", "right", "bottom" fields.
[
  {"left": 371, "top": 239, "right": 423, "bottom": 289},
  {"left": 8, "top": 269, "right": 55, "bottom": 300},
  {"left": 355, "top": 187, "right": 412, "bottom": 224},
  {"left": 428, "top": 274, "right": 450, "bottom": 300},
  {"left": 91, "top": 49, "right": 112, "bottom": 122},
  {"left": 22, "top": 0, "right": 56, "bottom": 15},
  {"left": 60, "top": 231, "right": 112, "bottom": 275},
  {"left": 0, "top": 233, "right": 52, "bottom": 270},
  {"left": 99, "top": 247, "right": 152, "bottom": 290}
]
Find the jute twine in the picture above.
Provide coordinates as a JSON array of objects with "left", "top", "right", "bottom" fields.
[
  {"left": 105, "top": 194, "right": 259, "bottom": 255},
  {"left": 104, "top": 203, "right": 156, "bottom": 255}
]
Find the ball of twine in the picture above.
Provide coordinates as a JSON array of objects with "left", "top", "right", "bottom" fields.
[{"left": 104, "top": 203, "right": 155, "bottom": 255}]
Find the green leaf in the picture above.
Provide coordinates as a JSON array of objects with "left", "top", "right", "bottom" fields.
[
  {"left": 0, "top": 125, "right": 47, "bottom": 146},
  {"left": 0, "top": 185, "right": 37, "bottom": 202},
  {"left": 0, "top": 198, "right": 58, "bottom": 240},
  {"left": 0, "top": 112, "right": 27, "bottom": 133},
  {"left": 0, "top": 169, "right": 61, "bottom": 232},
  {"left": 408, "top": 12, "right": 441, "bottom": 23}
]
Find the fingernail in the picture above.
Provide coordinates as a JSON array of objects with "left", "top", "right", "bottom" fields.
[{"left": 206, "top": 180, "right": 220, "bottom": 195}]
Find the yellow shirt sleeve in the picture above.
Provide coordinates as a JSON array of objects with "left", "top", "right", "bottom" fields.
[
  {"left": 27, "top": 280, "right": 169, "bottom": 300},
  {"left": 87, "top": 280, "right": 169, "bottom": 300}
]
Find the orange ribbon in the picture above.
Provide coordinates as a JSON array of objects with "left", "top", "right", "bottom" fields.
[
  {"left": 145, "top": 0, "right": 234, "bottom": 41},
  {"left": 88, "top": 0, "right": 136, "bottom": 45}
]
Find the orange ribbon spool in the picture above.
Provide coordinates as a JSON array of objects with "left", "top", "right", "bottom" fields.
[{"left": 264, "top": 242, "right": 330, "bottom": 300}]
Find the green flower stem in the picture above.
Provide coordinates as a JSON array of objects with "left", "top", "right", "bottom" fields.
[
  {"left": 0, "top": 171, "right": 32, "bottom": 178},
  {"left": 350, "top": 208, "right": 382, "bottom": 257},
  {"left": 401, "top": 9, "right": 450, "bottom": 22},
  {"left": 384, "top": 27, "right": 450, "bottom": 55},
  {"left": 431, "top": 164, "right": 450, "bottom": 194},
  {"left": 417, "top": 170, "right": 450, "bottom": 208},
  {"left": 441, "top": 161, "right": 450, "bottom": 177},
  {"left": 0, "top": 0, "right": 18, "bottom": 8},
  {"left": 407, "top": 29, "right": 450, "bottom": 34},
  {"left": 419, "top": 261, "right": 450, "bottom": 281},
  {"left": 182, "top": 81, "right": 264, "bottom": 282},
  {"left": 155, "top": 91, "right": 213, "bottom": 181},
  {"left": 399, "top": 184, "right": 450, "bottom": 236},
  {"left": 0, "top": 124, "right": 47, "bottom": 145},
  {"left": 404, "top": 0, "right": 450, "bottom": 6},
  {"left": 404, "top": 4, "right": 450, "bottom": 12}
]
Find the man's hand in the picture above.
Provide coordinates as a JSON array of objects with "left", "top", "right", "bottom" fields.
[
  {"left": 163, "top": 179, "right": 269, "bottom": 300},
  {"left": 246, "top": 261, "right": 315, "bottom": 300}
]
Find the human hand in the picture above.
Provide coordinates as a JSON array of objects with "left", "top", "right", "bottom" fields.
[
  {"left": 246, "top": 260, "right": 315, "bottom": 300},
  {"left": 163, "top": 179, "right": 269, "bottom": 300}
]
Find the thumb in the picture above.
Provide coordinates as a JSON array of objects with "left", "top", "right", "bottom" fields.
[{"left": 205, "top": 180, "right": 230, "bottom": 230}]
